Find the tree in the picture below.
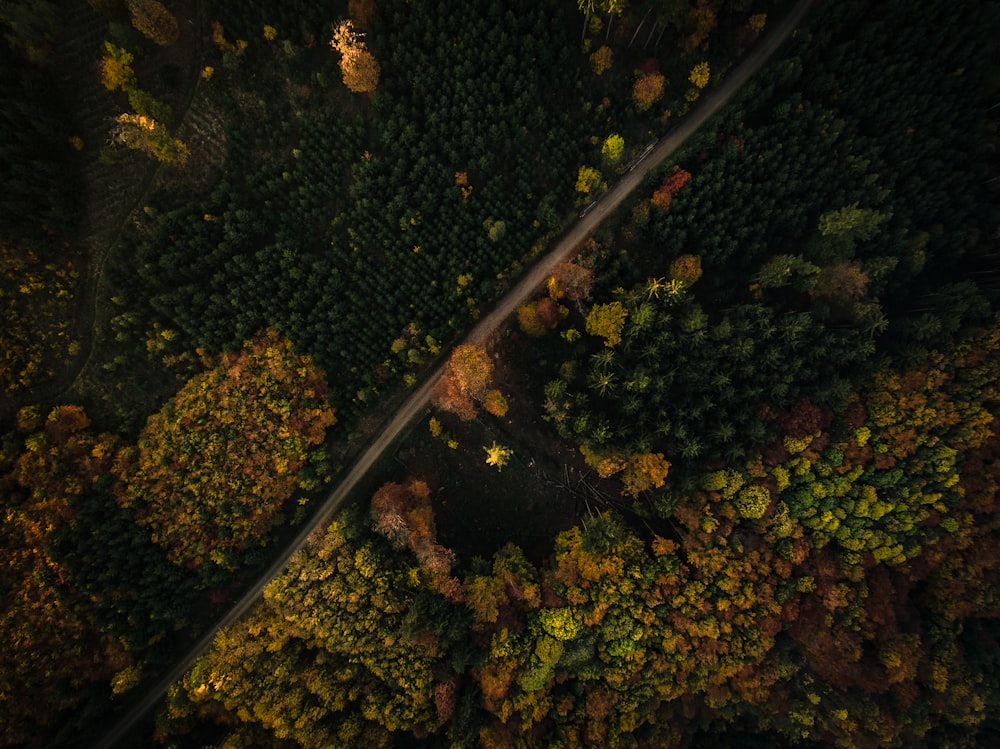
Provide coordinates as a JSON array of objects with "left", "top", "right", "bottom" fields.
[
  {"left": 757, "top": 254, "right": 819, "bottom": 291},
  {"left": 818, "top": 204, "right": 891, "bottom": 242},
  {"left": 0, "top": 406, "right": 125, "bottom": 743},
  {"left": 586, "top": 301, "right": 628, "bottom": 347},
  {"left": 484, "top": 442, "right": 513, "bottom": 472},
  {"left": 669, "top": 254, "right": 703, "bottom": 286},
  {"left": 811, "top": 261, "right": 870, "bottom": 306},
  {"left": 734, "top": 484, "right": 771, "bottom": 519},
  {"left": 484, "top": 389, "right": 508, "bottom": 417},
  {"left": 114, "top": 329, "right": 336, "bottom": 574},
  {"left": 330, "top": 20, "right": 380, "bottom": 93},
  {"left": 632, "top": 70, "right": 665, "bottom": 112},
  {"left": 575, "top": 164, "right": 603, "bottom": 194},
  {"left": 432, "top": 344, "right": 495, "bottom": 420},
  {"left": 621, "top": 452, "right": 671, "bottom": 496},
  {"left": 126, "top": 0, "right": 179, "bottom": 46},
  {"left": 111, "top": 113, "right": 189, "bottom": 165},
  {"left": 689, "top": 61, "right": 710, "bottom": 89},
  {"left": 601, "top": 134, "right": 624, "bottom": 164},
  {"left": 650, "top": 168, "right": 691, "bottom": 213},
  {"left": 99, "top": 42, "right": 136, "bottom": 92},
  {"left": 589, "top": 45, "right": 612, "bottom": 75},
  {"left": 548, "top": 262, "right": 595, "bottom": 306}
]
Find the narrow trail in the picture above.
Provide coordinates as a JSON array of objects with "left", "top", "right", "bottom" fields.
[
  {"left": 0, "top": 1, "right": 207, "bottom": 423},
  {"left": 93, "top": 1, "right": 816, "bottom": 746}
]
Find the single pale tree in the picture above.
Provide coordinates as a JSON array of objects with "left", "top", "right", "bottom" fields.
[{"left": 330, "top": 20, "right": 380, "bottom": 93}]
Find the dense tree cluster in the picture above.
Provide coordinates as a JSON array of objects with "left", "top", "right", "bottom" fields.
[
  {"left": 121, "top": 0, "right": 583, "bottom": 427},
  {"left": 0, "top": 244, "right": 78, "bottom": 397},
  {"left": 160, "top": 320, "right": 1000, "bottom": 747},
  {"left": 114, "top": 329, "right": 335, "bottom": 577},
  {"left": 4, "top": 0, "right": 998, "bottom": 746}
]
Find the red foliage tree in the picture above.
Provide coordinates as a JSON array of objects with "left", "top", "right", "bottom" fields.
[{"left": 650, "top": 168, "right": 692, "bottom": 213}]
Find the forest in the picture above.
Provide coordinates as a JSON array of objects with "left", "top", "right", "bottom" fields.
[{"left": 1, "top": 0, "right": 998, "bottom": 747}]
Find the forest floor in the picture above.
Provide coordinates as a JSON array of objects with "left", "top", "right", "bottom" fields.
[{"left": 394, "top": 339, "right": 585, "bottom": 566}]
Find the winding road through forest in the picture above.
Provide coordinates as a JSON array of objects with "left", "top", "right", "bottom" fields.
[{"left": 93, "top": 1, "right": 816, "bottom": 745}]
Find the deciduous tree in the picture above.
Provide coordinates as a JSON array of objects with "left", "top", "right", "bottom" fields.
[
  {"left": 330, "top": 20, "right": 380, "bottom": 93},
  {"left": 114, "top": 329, "right": 335, "bottom": 574},
  {"left": 126, "top": 0, "right": 179, "bottom": 46},
  {"left": 632, "top": 70, "right": 665, "bottom": 112}
]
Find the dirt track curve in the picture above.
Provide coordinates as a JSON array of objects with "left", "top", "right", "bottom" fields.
[{"left": 93, "top": 1, "right": 816, "bottom": 745}]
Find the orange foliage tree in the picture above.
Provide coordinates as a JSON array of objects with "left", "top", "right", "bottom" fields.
[
  {"left": 371, "top": 479, "right": 462, "bottom": 601},
  {"left": 0, "top": 406, "right": 125, "bottom": 744},
  {"left": 547, "top": 261, "right": 595, "bottom": 304},
  {"left": 114, "top": 329, "right": 335, "bottom": 574},
  {"left": 669, "top": 253, "right": 703, "bottom": 286},
  {"left": 330, "top": 20, "right": 380, "bottom": 93},
  {"left": 517, "top": 297, "right": 562, "bottom": 337},
  {"left": 431, "top": 343, "right": 496, "bottom": 420},
  {"left": 632, "top": 70, "right": 665, "bottom": 111},
  {"left": 650, "top": 167, "right": 692, "bottom": 213}
]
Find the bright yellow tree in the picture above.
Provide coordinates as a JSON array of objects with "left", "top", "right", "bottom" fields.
[
  {"left": 484, "top": 442, "right": 513, "bottom": 471},
  {"left": 585, "top": 301, "right": 629, "bottom": 347}
]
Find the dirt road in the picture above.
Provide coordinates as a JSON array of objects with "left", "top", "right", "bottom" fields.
[{"left": 93, "top": 1, "right": 815, "bottom": 745}]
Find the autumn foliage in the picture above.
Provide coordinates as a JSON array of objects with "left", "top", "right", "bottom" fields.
[
  {"left": 632, "top": 70, "right": 665, "bottom": 112},
  {"left": 0, "top": 244, "right": 78, "bottom": 396},
  {"left": 330, "top": 20, "right": 380, "bottom": 93},
  {"left": 111, "top": 113, "right": 189, "bottom": 165},
  {"left": 547, "top": 261, "right": 595, "bottom": 311},
  {"left": 431, "top": 343, "right": 495, "bottom": 420},
  {"left": 114, "top": 329, "right": 335, "bottom": 573},
  {"left": 126, "top": 0, "right": 180, "bottom": 46},
  {"left": 0, "top": 406, "right": 124, "bottom": 744},
  {"left": 585, "top": 300, "right": 628, "bottom": 347},
  {"left": 650, "top": 167, "right": 692, "bottom": 213},
  {"left": 517, "top": 296, "right": 562, "bottom": 337}
]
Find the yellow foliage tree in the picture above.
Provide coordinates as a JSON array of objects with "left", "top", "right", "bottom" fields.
[
  {"left": 585, "top": 301, "right": 628, "bottom": 347},
  {"left": 111, "top": 113, "right": 189, "bottom": 165},
  {"left": 689, "top": 61, "right": 710, "bottom": 89},
  {"left": 621, "top": 453, "right": 671, "bottom": 497},
  {"left": 484, "top": 442, "right": 513, "bottom": 472},
  {"left": 575, "top": 164, "right": 603, "bottom": 194},
  {"left": 99, "top": 42, "right": 136, "bottom": 92}
]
